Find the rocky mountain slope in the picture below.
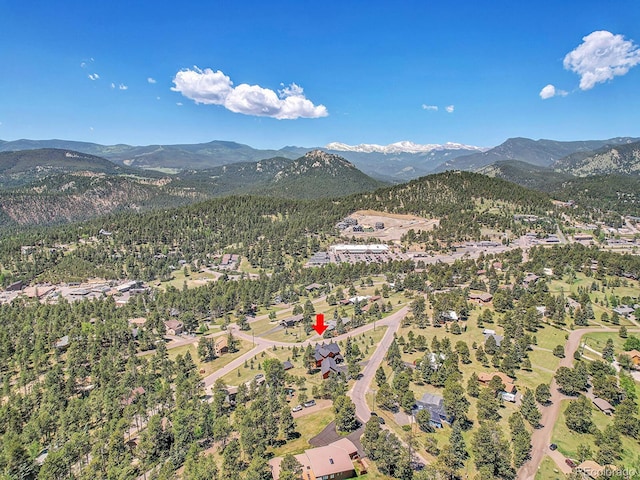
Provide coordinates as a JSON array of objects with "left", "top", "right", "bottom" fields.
[
  {"left": 553, "top": 141, "right": 640, "bottom": 176},
  {"left": 436, "top": 137, "right": 640, "bottom": 172},
  {"left": 0, "top": 149, "right": 382, "bottom": 227},
  {"left": 179, "top": 150, "right": 383, "bottom": 199}
]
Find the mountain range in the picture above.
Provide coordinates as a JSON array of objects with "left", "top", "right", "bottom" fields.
[
  {"left": 3, "top": 136, "right": 640, "bottom": 181},
  {"left": 0, "top": 148, "right": 381, "bottom": 227},
  {"left": 0, "top": 138, "right": 484, "bottom": 181},
  {"left": 434, "top": 136, "right": 640, "bottom": 172},
  {"left": 2, "top": 135, "right": 640, "bottom": 228}
]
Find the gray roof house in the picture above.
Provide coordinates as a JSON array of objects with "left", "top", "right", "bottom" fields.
[
  {"left": 414, "top": 393, "right": 452, "bottom": 428},
  {"left": 483, "top": 332, "right": 504, "bottom": 347}
]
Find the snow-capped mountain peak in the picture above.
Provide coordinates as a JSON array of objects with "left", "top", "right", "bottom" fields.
[{"left": 325, "top": 141, "right": 488, "bottom": 154}]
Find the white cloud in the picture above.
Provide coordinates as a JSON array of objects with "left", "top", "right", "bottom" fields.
[
  {"left": 147, "top": 77, "right": 157, "bottom": 84},
  {"left": 539, "top": 84, "right": 568, "bottom": 99},
  {"left": 157, "top": 96, "right": 161, "bottom": 100},
  {"left": 89, "top": 126, "right": 94, "bottom": 131},
  {"left": 111, "top": 83, "right": 115, "bottom": 89},
  {"left": 171, "top": 66, "right": 328, "bottom": 119},
  {"left": 421, "top": 104, "right": 438, "bottom": 111},
  {"left": 119, "top": 84, "right": 128, "bottom": 90},
  {"left": 539, "top": 84, "right": 556, "bottom": 99},
  {"left": 563, "top": 30, "right": 640, "bottom": 90},
  {"left": 80, "top": 62, "right": 87, "bottom": 68},
  {"left": 445, "top": 105, "right": 455, "bottom": 113},
  {"left": 176, "top": 102, "right": 183, "bottom": 106},
  {"left": 88, "top": 73, "right": 100, "bottom": 81}
]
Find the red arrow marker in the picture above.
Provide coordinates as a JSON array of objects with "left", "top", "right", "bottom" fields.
[{"left": 313, "top": 313, "right": 327, "bottom": 335}]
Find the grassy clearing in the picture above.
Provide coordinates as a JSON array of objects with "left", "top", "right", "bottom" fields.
[
  {"left": 270, "top": 409, "right": 335, "bottom": 456},
  {"left": 551, "top": 399, "right": 640, "bottom": 469},
  {"left": 547, "top": 274, "right": 639, "bottom": 327},
  {"left": 237, "top": 257, "right": 262, "bottom": 275},
  {"left": 159, "top": 268, "right": 221, "bottom": 291},
  {"left": 582, "top": 332, "right": 629, "bottom": 355},
  {"left": 535, "top": 455, "right": 567, "bottom": 480},
  {"left": 167, "top": 339, "right": 251, "bottom": 378}
]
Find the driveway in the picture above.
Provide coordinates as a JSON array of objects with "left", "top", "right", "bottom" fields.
[
  {"left": 291, "top": 399, "right": 332, "bottom": 419},
  {"left": 517, "top": 326, "right": 640, "bottom": 479},
  {"left": 309, "top": 421, "right": 366, "bottom": 457}
]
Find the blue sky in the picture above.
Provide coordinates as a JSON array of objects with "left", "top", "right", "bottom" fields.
[{"left": 1, "top": 0, "right": 640, "bottom": 149}]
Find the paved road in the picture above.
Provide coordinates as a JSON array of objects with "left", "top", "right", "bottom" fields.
[
  {"left": 200, "top": 306, "right": 406, "bottom": 393},
  {"left": 345, "top": 306, "right": 429, "bottom": 467},
  {"left": 518, "top": 326, "right": 640, "bottom": 479},
  {"left": 348, "top": 306, "right": 408, "bottom": 424}
]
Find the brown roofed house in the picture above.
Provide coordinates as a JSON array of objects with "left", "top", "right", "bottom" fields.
[
  {"left": 522, "top": 273, "right": 539, "bottom": 287},
  {"left": 576, "top": 460, "right": 608, "bottom": 478},
  {"left": 121, "top": 387, "right": 146, "bottom": 406},
  {"left": 164, "top": 320, "right": 184, "bottom": 335},
  {"left": 592, "top": 397, "right": 615, "bottom": 415},
  {"left": 469, "top": 292, "right": 493, "bottom": 303},
  {"left": 268, "top": 439, "right": 358, "bottom": 480},
  {"left": 128, "top": 317, "right": 147, "bottom": 326},
  {"left": 624, "top": 349, "right": 640, "bottom": 366},
  {"left": 214, "top": 336, "right": 229, "bottom": 356}
]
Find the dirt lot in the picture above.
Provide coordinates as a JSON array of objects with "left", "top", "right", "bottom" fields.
[{"left": 344, "top": 210, "right": 439, "bottom": 243}]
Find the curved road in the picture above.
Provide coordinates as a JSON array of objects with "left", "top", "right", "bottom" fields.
[
  {"left": 518, "top": 326, "right": 640, "bottom": 479},
  {"left": 201, "top": 306, "right": 408, "bottom": 391},
  {"left": 196, "top": 305, "right": 638, "bottom": 477},
  {"left": 200, "top": 305, "right": 429, "bottom": 466}
]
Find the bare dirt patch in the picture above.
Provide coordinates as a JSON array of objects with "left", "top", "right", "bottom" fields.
[{"left": 344, "top": 210, "right": 439, "bottom": 243}]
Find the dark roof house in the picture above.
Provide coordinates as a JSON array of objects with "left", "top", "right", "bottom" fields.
[
  {"left": 414, "top": 393, "right": 452, "bottom": 428},
  {"left": 321, "top": 356, "right": 347, "bottom": 379},
  {"left": 280, "top": 313, "right": 304, "bottom": 328}
]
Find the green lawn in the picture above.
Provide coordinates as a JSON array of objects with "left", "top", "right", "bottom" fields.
[
  {"left": 551, "top": 399, "right": 640, "bottom": 469},
  {"left": 535, "top": 455, "right": 567, "bottom": 480},
  {"left": 167, "top": 339, "right": 252, "bottom": 378},
  {"left": 582, "top": 332, "right": 629, "bottom": 355},
  {"left": 270, "top": 408, "right": 335, "bottom": 456},
  {"left": 534, "top": 324, "right": 568, "bottom": 351}
]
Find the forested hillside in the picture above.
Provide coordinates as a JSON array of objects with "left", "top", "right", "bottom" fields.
[
  {"left": 477, "top": 160, "right": 640, "bottom": 217},
  {"left": 0, "top": 149, "right": 126, "bottom": 188},
  {"left": 0, "top": 171, "right": 555, "bottom": 286},
  {"left": 1, "top": 161, "right": 639, "bottom": 480},
  {"left": 0, "top": 150, "right": 382, "bottom": 228},
  {"left": 553, "top": 141, "right": 640, "bottom": 176}
]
